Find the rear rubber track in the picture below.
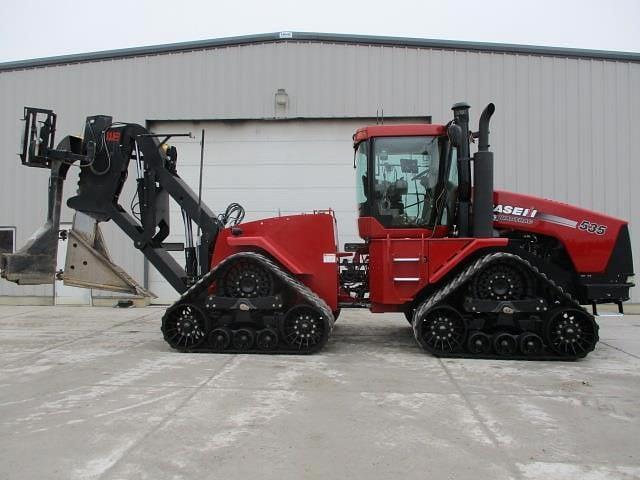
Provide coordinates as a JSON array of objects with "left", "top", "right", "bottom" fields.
[{"left": 162, "top": 251, "right": 335, "bottom": 354}]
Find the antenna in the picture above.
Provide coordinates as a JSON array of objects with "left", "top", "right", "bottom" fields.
[
  {"left": 197, "top": 128, "right": 205, "bottom": 241},
  {"left": 198, "top": 129, "right": 205, "bottom": 210}
]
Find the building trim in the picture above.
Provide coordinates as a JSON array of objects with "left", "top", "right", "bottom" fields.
[
  {"left": 146, "top": 115, "right": 432, "bottom": 124},
  {"left": 1, "top": 31, "right": 638, "bottom": 72}
]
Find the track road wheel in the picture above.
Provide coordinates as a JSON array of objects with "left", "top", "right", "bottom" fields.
[
  {"left": 209, "top": 327, "right": 232, "bottom": 352},
  {"left": 162, "top": 304, "right": 207, "bottom": 350},
  {"left": 221, "top": 260, "right": 274, "bottom": 298},
  {"left": 493, "top": 333, "right": 518, "bottom": 356},
  {"left": 256, "top": 328, "right": 279, "bottom": 351},
  {"left": 467, "top": 331, "right": 492, "bottom": 355},
  {"left": 473, "top": 261, "right": 529, "bottom": 301},
  {"left": 519, "top": 332, "right": 544, "bottom": 356},
  {"left": 414, "top": 305, "right": 467, "bottom": 355},
  {"left": 283, "top": 305, "right": 327, "bottom": 351},
  {"left": 544, "top": 308, "right": 598, "bottom": 358},
  {"left": 233, "top": 328, "right": 256, "bottom": 351}
]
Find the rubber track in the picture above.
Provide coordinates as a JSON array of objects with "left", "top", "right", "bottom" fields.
[
  {"left": 162, "top": 251, "right": 335, "bottom": 354},
  {"left": 411, "top": 252, "right": 599, "bottom": 360}
]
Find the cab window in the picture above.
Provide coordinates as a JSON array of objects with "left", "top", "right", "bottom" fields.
[
  {"left": 372, "top": 136, "right": 440, "bottom": 227},
  {"left": 355, "top": 141, "right": 368, "bottom": 206}
]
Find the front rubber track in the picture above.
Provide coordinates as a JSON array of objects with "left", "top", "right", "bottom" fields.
[{"left": 411, "top": 252, "right": 599, "bottom": 361}]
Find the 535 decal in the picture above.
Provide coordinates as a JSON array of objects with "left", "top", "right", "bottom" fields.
[{"left": 578, "top": 220, "right": 607, "bottom": 235}]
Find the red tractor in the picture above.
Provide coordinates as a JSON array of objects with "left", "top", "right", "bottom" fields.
[{"left": 1, "top": 103, "right": 634, "bottom": 359}]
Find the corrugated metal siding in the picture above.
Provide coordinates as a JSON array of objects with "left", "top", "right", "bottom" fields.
[{"left": 0, "top": 40, "right": 638, "bottom": 300}]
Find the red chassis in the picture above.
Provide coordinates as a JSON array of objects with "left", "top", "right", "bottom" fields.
[{"left": 210, "top": 188, "right": 629, "bottom": 317}]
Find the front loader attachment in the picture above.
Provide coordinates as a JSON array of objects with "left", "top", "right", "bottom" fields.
[
  {"left": 1, "top": 155, "right": 67, "bottom": 284},
  {"left": 0, "top": 108, "right": 153, "bottom": 298},
  {"left": 3, "top": 106, "right": 221, "bottom": 301}
]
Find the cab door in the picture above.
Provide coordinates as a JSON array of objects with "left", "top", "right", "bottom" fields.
[{"left": 368, "top": 236, "right": 428, "bottom": 309}]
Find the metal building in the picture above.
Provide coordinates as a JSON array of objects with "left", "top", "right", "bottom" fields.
[{"left": 0, "top": 32, "right": 638, "bottom": 303}]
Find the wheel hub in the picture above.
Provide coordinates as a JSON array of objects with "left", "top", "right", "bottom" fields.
[
  {"left": 257, "top": 328, "right": 279, "bottom": 350},
  {"left": 467, "top": 331, "right": 491, "bottom": 354},
  {"left": 233, "top": 328, "right": 255, "bottom": 350},
  {"left": 213, "top": 332, "right": 225, "bottom": 343},
  {"left": 491, "top": 277, "right": 509, "bottom": 296},
  {"left": 519, "top": 333, "right": 544, "bottom": 355},
  {"left": 209, "top": 327, "right": 232, "bottom": 351},
  {"left": 294, "top": 315, "right": 317, "bottom": 338},
  {"left": 222, "top": 261, "right": 273, "bottom": 298},
  {"left": 430, "top": 317, "right": 455, "bottom": 341},
  {"left": 493, "top": 332, "right": 517, "bottom": 356},
  {"left": 555, "top": 318, "right": 582, "bottom": 345},
  {"left": 474, "top": 263, "right": 527, "bottom": 301},
  {"left": 240, "top": 276, "right": 258, "bottom": 294}
]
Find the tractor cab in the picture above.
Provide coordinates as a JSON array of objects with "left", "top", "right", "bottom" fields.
[{"left": 353, "top": 124, "right": 456, "bottom": 237}]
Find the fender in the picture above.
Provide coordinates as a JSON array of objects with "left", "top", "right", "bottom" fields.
[{"left": 225, "top": 236, "right": 305, "bottom": 274}]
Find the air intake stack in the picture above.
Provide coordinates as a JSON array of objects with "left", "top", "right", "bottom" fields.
[
  {"left": 451, "top": 102, "right": 471, "bottom": 237},
  {"left": 472, "top": 103, "right": 496, "bottom": 238}
]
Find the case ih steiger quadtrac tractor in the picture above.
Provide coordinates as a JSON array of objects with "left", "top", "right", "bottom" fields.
[{"left": 1, "top": 103, "right": 634, "bottom": 359}]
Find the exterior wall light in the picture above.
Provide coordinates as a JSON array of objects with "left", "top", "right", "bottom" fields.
[{"left": 275, "top": 88, "right": 289, "bottom": 107}]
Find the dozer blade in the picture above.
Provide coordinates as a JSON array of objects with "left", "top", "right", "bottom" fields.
[
  {"left": 0, "top": 223, "right": 59, "bottom": 285},
  {"left": 62, "top": 213, "right": 155, "bottom": 298}
]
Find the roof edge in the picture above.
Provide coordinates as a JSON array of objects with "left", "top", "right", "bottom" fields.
[{"left": 1, "top": 31, "right": 639, "bottom": 72}]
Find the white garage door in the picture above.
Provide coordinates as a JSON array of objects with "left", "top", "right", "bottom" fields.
[{"left": 147, "top": 118, "right": 423, "bottom": 303}]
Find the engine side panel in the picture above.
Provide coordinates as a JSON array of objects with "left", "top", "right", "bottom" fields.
[
  {"left": 211, "top": 213, "right": 339, "bottom": 311},
  {"left": 493, "top": 190, "right": 627, "bottom": 273}
]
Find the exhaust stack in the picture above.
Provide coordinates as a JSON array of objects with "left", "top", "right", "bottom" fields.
[{"left": 472, "top": 103, "right": 496, "bottom": 238}]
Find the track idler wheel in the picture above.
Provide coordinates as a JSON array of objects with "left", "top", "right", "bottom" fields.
[
  {"left": 493, "top": 333, "right": 518, "bottom": 356},
  {"left": 414, "top": 305, "right": 467, "bottom": 355},
  {"left": 283, "top": 305, "right": 328, "bottom": 351},
  {"left": 256, "top": 328, "right": 279, "bottom": 351},
  {"left": 519, "top": 333, "right": 544, "bottom": 356},
  {"left": 162, "top": 304, "right": 207, "bottom": 350},
  {"left": 544, "top": 308, "right": 598, "bottom": 358},
  {"left": 209, "top": 327, "right": 232, "bottom": 352},
  {"left": 467, "top": 331, "right": 492, "bottom": 355}
]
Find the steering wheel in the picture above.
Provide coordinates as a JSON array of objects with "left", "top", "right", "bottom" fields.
[
  {"left": 421, "top": 188, "right": 435, "bottom": 222},
  {"left": 411, "top": 169, "right": 429, "bottom": 181}
]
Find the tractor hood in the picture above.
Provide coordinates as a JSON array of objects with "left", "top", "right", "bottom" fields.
[{"left": 493, "top": 190, "right": 631, "bottom": 274}]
